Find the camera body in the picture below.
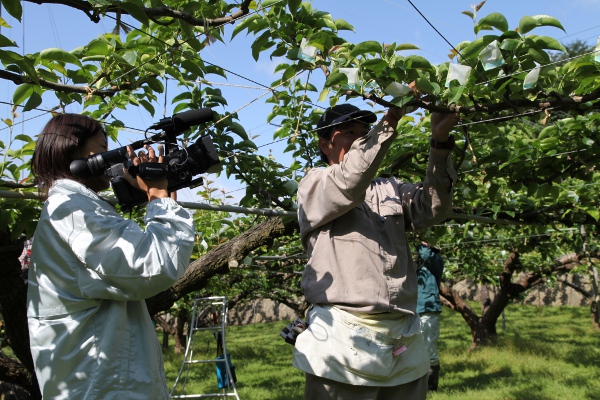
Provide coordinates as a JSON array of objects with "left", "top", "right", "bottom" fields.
[
  {"left": 280, "top": 318, "right": 307, "bottom": 345},
  {"left": 69, "top": 108, "right": 221, "bottom": 211},
  {"left": 109, "top": 135, "right": 220, "bottom": 210}
]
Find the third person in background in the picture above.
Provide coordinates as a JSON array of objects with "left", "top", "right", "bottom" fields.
[{"left": 416, "top": 241, "right": 445, "bottom": 391}]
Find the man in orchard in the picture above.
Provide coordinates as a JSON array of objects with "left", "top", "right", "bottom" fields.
[
  {"left": 416, "top": 241, "right": 446, "bottom": 391},
  {"left": 293, "top": 103, "right": 459, "bottom": 399}
]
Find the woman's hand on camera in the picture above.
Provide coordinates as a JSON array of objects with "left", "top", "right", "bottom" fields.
[{"left": 124, "top": 145, "right": 169, "bottom": 202}]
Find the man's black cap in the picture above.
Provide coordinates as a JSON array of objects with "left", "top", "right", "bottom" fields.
[{"left": 316, "top": 104, "right": 377, "bottom": 137}]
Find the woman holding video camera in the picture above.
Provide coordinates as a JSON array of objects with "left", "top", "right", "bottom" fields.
[{"left": 27, "top": 113, "right": 195, "bottom": 399}]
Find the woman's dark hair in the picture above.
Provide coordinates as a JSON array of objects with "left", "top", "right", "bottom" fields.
[{"left": 32, "top": 113, "right": 105, "bottom": 195}]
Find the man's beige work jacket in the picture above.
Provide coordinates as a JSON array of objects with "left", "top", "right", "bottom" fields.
[{"left": 297, "top": 119, "right": 457, "bottom": 315}]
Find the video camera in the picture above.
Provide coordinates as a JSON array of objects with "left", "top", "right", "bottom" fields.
[{"left": 70, "top": 108, "right": 221, "bottom": 211}]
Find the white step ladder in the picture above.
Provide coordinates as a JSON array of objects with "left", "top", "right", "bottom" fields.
[{"left": 170, "top": 296, "right": 240, "bottom": 399}]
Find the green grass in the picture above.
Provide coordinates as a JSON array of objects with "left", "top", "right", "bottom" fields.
[{"left": 164, "top": 304, "right": 600, "bottom": 400}]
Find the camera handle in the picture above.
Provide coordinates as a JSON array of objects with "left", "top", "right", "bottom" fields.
[{"left": 125, "top": 160, "right": 169, "bottom": 180}]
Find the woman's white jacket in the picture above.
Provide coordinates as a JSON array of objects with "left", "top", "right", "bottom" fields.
[{"left": 27, "top": 179, "right": 195, "bottom": 399}]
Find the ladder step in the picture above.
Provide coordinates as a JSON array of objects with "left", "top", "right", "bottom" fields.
[
  {"left": 191, "top": 326, "right": 223, "bottom": 332},
  {"left": 183, "top": 359, "right": 229, "bottom": 365},
  {"left": 171, "top": 394, "right": 238, "bottom": 399}
]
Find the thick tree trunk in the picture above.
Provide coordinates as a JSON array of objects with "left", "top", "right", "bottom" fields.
[
  {"left": 591, "top": 265, "right": 600, "bottom": 330},
  {"left": 0, "top": 235, "right": 40, "bottom": 399},
  {"left": 0, "top": 240, "right": 32, "bottom": 371},
  {"left": 592, "top": 301, "right": 600, "bottom": 331},
  {"left": 480, "top": 284, "right": 491, "bottom": 314},
  {"left": 471, "top": 319, "right": 496, "bottom": 348},
  {"left": 439, "top": 283, "right": 489, "bottom": 349}
]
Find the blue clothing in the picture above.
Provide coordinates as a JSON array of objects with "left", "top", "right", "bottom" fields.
[
  {"left": 416, "top": 247, "right": 444, "bottom": 314},
  {"left": 27, "top": 179, "right": 195, "bottom": 399}
]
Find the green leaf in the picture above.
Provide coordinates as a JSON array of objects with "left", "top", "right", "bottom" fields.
[
  {"left": 1, "top": 0, "right": 22, "bottom": 21},
  {"left": 286, "top": 47, "right": 299, "bottom": 60},
  {"left": 172, "top": 102, "right": 190, "bottom": 114},
  {"left": 270, "top": 45, "right": 288, "bottom": 59},
  {"left": 0, "top": 16, "right": 11, "bottom": 28},
  {"left": 395, "top": 43, "right": 420, "bottom": 51},
  {"left": 145, "top": 77, "right": 164, "bottom": 93},
  {"left": 12, "top": 84, "right": 33, "bottom": 105},
  {"left": 306, "top": 31, "right": 334, "bottom": 52},
  {"left": 500, "top": 31, "right": 521, "bottom": 40},
  {"left": 82, "top": 55, "right": 106, "bottom": 62},
  {"left": 139, "top": 100, "right": 155, "bottom": 116},
  {"left": 39, "top": 48, "right": 82, "bottom": 66},
  {"left": 0, "top": 33, "right": 17, "bottom": 48},
  {"left": 317, "top": 88, "right": 330, "bottom": 102},
  {"left": 478, "top": 12, "right": 509, "bottom": 32},
  {"left": 23, "top": 91, "right": 42, "bottom": 112},
  {"left": 585, "top": 208, "right": 599, "bottom": 221},
  {"left": 499, "top": 38, "right": 520, "bottom": 51},
  {"left": 334, "top": 19, "right": 354, "bottom": 31},
  {"left": 206, "top": 94, "right": 227, "bottom": 106},
  {"left": 526, "top": 45, "right": 550, "bottom": 64},
  {"left": 414, "top": 77, "right": 437, "bottom": 94},
  {"left": 287, "top": 0, "right": 302, "bottom": 15},
  {"left": 251, "top": 30, "right": 272, "bottom": 61},
  {"left": 228, "top": 122, "right": 249, "bottom": 141},
  {"left": 231, "top": 14, "right": 259, "bottom": 39},
  {"left": 205, "top": 65, "right": 226, "bottom": 78},
  {"left": 531, "top": 35, "right": 567, "bottom": 53},
  {"left": 122, "top": 51, "right": 137, "bottom": 65},
  {"left": 540, "top": 136, "right": 559, "bottom": 151},
  {"left": 537, "top": 125, "right": 557, "bottom": 139},
  {"left": 172, "top": 92, "right": 192, "bottom": 103},
  {"left": 350, "top": 41, "right": 382, "bottom": 58},
  {"left": 15, "top": 57, "right": 40, "bottom": 86},
  {"left": 361, "top": 58, "right": 387, "bottom": 74},
  {"left": 461, "top": 36, "right": 496, "bottom": 59},
  {"left": 86, "top": 39, "right": 111, "bottom": 55},
  {"left": 236, "top": 139, "right": 258, "bottom": 150},
  {"left": 519, "top": 16, "right": 537, "bottom": 35},
  {"left": 324, "top": 71, "right": 348, "bottom": 87},
  {"left": 181, "top": 59, "right": 205, "bottom": 78},
  {"left": 520, "top": 15, "right": 566, "bottom": 34},
  {"left": 448, "top": 84, "right": 466, "bottom": 104},
  {"left": 14, "top": 134, "right": 31, "bottom": 142},
  {"left": 532, "top": 15, "right": 566, "bottom": 32},
  {"left": 404, "top": 55, "right": 432, "bottom": 70},
  {"left": 582, "top": 137, "right": 594, "bottom": 146},
  {"left": 319, "top": 14, "right": 337, "bottom": 31}
]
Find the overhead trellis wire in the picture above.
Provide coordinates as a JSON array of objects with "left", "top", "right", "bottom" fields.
[{"left": 0, "top": 189, "right": 535, "bottom": 226}]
